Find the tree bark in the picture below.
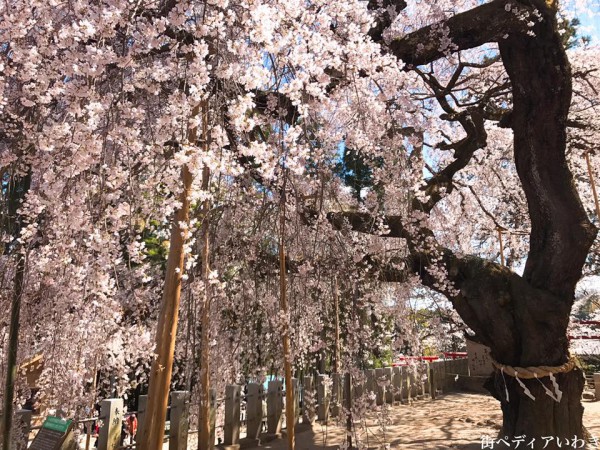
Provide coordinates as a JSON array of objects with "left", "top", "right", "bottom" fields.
[{"left": 331, "top": 2, "right": 598, "bottom": 446}]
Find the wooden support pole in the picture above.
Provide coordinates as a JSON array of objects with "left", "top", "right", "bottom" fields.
[
  {"left": 344, "top": 373, "right": 353, "bottom": 450},
  {"left": 1, "top": 173, "right": 30, "bottom": 450},
  {"left": 279, "top": 170, "right": 295, "bottom": 450},
  {"left": 138, "top": 105, "right": 198, "bottom": 450},
  {"left": 497, "top": 228, "right": 505, "bottom": 266},
  {"left": 199, "top": 101, "right": 213, "bottom": 450},
  {"left": 333, "top": 276, "right": 341, "bottom": 375}
]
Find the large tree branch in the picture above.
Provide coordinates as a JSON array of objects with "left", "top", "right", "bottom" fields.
[{"left": 389, "top": 0, "right": 530, "bottom": 66}]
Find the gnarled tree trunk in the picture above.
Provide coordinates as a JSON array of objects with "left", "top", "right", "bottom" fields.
[{"left": 339, "top": 1, "right": 599, "bottom": 447}]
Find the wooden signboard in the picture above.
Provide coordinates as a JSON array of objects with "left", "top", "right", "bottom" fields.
[{"left": 30, "top": 416, "right": 76, "bottom": 450}]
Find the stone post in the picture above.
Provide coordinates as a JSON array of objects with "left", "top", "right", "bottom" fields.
[
  {"left": 98, "top": 398, "right": 123, "bottom": 450},
  {"left": 364, "top": 369, "right": 375, "bottom": 396},
  {"left": 302, "top": 376, "right": 315, "bottom": 425},
  {"left": 392, "top": 366, "right": 402, "bottom": 403},
  {"left": 245, "top": 383, "right": 264, "bottom": 442},
  {"left": 594, "top": 373, "right": 600, "bottom": 401},
  {"left": 14, "top": 409, "right": 32, "bottom": 450},
  {"left": 266, "top": 380, "right": 283, "bottom": 438},
  {"left": 169, "top": 391, "right": 190, "bottom": 450},
  {"left": 137, "top": 395, "right": 148, "bottom": 441},
  {"left": 384, "top": 367, "right": 393, "bottom": 404},
  {"left": 374, "top": 368, "right": 384, "bottom": 406},
  {"left": 429, "top": 367, "right": 437, "bottom": 400},
  {"left": 223, "top": 385, "right": 241, "bottom": 449},
  {"left": 409, "top": 366, "right": 418, "bottom": 398},
  {"left": 291, "top": 378, "right": 300, "bottom": 425},
  {"left": 317, "top": 374, "right": 330, "bottom": 423},
  {"left": 331, "top": 373, "right": 342, "bottom": 417},
  {"left": 402, "top": 367, "right": 411, "bottom": 403}
]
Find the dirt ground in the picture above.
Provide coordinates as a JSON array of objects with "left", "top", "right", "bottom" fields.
[{"left": 247, "top": 393, "right": 600, "bottom": 450}]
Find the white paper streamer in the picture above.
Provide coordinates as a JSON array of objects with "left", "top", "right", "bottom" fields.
[
  {"left": 501, "top": 367, "right": 509, "bottom": 403},
  {"left": 515, "top": 372, "right": 536, "bottom": 401},
  {"left": 534, "top": 373, "right": 559, "bottom": 402},
  {"left": 549, "top": 373, "right": 563, "bottom": 403}
]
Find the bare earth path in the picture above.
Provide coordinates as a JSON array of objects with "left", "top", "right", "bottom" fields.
[{"left": 242, "top": 393, "right": 600, "bottom": 450}]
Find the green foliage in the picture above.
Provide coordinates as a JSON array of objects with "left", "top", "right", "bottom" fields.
[
  {"left": 559, "top": 17, "right": 591, "bottom": 49},
  {"left": 334, "top": 146, "right": 383, "bottom": 202},
  {"left": 140, "top": 220, "right": 169, "bottom": 268}
]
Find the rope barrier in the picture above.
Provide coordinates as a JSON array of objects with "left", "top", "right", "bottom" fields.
[{"left": 491, "top": 356, "right": 577, "bottom": 379}]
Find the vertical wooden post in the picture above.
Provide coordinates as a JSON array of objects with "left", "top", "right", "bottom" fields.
[
  {"left": 85, "top": 358, "right": 98, "bottom": 450},
  {"left": 1, "top": 173, "right": 30, "bottom": 450},
  {"left": 497, "top": 227, "right": 505, "bottom": 266},
  {"left": 333, "top": 276, "right": 341, "bottom": 374},
  {"left": 278, "top": 170, "right": 295, "bottom": 450},
  {"left": 199, "top": 102, "right": 213, "bottom": 450},
  {"left": 139, "top": 104, "right": 199, "bottom": 450},
  {"left": 344, "top": 373, "right": 353, "bottom": 450}
]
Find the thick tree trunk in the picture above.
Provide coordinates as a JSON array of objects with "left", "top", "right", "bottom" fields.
[
  {"left": 490, "top": 368, "right": 585, "bottom": 448},
  {"left": 326, "top": 0, "right": 599, "bottom": 446}
]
